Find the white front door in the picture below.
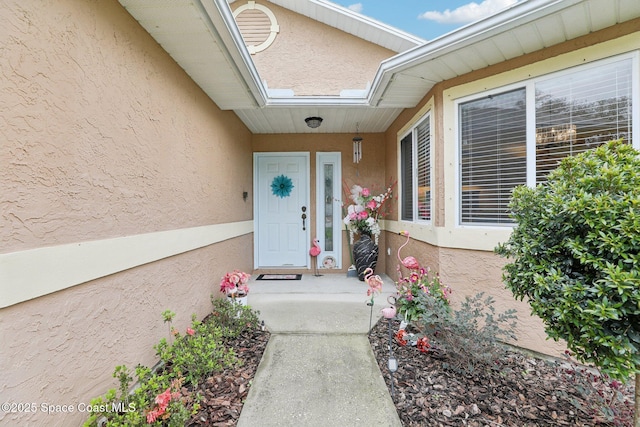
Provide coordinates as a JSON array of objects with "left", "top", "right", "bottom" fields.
[{"left": 254, "top": 153, "right": 309, "bottom": 268}]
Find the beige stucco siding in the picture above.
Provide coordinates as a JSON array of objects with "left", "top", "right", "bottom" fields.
[
  {"left": 232, "top": 0, "right": 395, "bottom": 96},
  {"left": 383, "top": 25, "right": 640, "bottom": 357},
  {"left": 1, "top": 0, "right": 253, "bottom": 425}
]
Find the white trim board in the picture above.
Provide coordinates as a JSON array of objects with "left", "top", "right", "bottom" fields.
[{"left": 0, "top": 221, "right": 253, "bottom": 308}]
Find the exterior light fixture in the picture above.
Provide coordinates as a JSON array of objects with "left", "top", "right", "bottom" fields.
[
  {"left": 388, "top": 356, "right": 398, "bottom": 373},
  {"left": 305, "top": 117, "right": 323, "bottom": 128},
  {"left": 353, "top": 123, "right": 362, "bottom": 163}
]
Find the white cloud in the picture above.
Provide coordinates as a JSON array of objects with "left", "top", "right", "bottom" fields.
[
  {"left": 419, "top": 0, "right": 518, "bottom": 24},
  {"left": 347, "top": 3, "right": 363, "bottom": 13}
]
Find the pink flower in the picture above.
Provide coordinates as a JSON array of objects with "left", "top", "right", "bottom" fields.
[
  {"left": 186, "top": 327, "right": 195, "bottom": 336},
  {"left": 361, "top": 187, "right": 370, "bottom": 197},
  {"left": 146, "top": 408, "right": 163, "bottom": 423},
  {"left": 366, "top": 200, "right": 377, "bottom": 210},
  {"left": 357, "top": 211, "right": 369, "bottom": 220},
  {"left": 155, "top": 388, "right": 172, "bottom": 408}
]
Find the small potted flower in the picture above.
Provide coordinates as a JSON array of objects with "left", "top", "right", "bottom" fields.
[{"left": 219, "top": 270, "right": 251, "bottom": 306}]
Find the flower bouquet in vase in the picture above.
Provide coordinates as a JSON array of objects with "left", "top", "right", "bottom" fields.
[
  {"left": 219, "top": 270, "right": 250, "bottom": 306},
  {"left": 343, "top": 183, "right": 394, "bottom": 280}
]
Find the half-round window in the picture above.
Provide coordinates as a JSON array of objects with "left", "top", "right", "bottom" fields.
[{"left": 233, "top": 1, "right": 280, "bottom": 54}]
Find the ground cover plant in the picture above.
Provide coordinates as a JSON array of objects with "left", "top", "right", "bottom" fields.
[{"left": 84, "top": 298, "right": 269, "bottom": 427}]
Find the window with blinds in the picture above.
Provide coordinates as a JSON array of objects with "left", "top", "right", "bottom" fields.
[
  {"left": 535, "top": 58, "right": 633, "bottom": 182},
  {"left": 460, "top": 89, "right": 527, "bottom": 225},
  {"left": 401, "top": 115, "right": 432, "bottom": 222},
  {"left": 400, "top": 133, "right": 413, "bottom": 221},
  {"left": 459, "top": 55, "right": 634, "bottom": 226}
]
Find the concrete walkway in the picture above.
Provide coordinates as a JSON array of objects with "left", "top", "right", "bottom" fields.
[{"left": 237, "top": 273, "right": 402, "bottom": 427}]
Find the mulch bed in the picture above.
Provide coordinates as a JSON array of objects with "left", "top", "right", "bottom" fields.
[
  {"left": 369, "top": 318, "right": 636, "bottom": 427},
  {"left": 187, "top": 326, "right": 270, "bottom": 426},
  {"left": 182, "top": 316, "right": 635, "bottom": 426}
]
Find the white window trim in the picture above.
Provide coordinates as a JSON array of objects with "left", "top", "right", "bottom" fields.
[
  {"left": 399, "top": 113, "right": 433, "bottom": 225},
  {"left": 454, "top": 51, "right": 640, "bottom": 229}
]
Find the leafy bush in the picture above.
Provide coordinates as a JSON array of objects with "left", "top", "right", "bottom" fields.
[
  {"left": 496, "top": 140, "right": 640, "bottom": 380},
  {"left": 85, "top": 299, "right": 261, "bottom": 426},
  {"left": 83, "top": 365, "right": 197, "bottom": 427},
  {"left": 418, "top": 292, "right": 518, "bottom": 375}
]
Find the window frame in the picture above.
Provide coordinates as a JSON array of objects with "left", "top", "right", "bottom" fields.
[
  {"left": 455, "top": 52, "right": 639, "bottom": 228},
  {"left": 400, "top": 113, "right": 433, "bottom": 224}
]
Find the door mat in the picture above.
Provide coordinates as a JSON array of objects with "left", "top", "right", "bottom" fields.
[{"left": 256, "top": 274, "right": 302, "bottom": 281}]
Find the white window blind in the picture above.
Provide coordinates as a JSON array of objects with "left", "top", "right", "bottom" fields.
[
  {"left": 416, "top": 120, "right": 431, "bottom": 221},
  {"left": 400, "top": 133, "right": 413, "bottom": 221},
  {"left": 459, "top": 89, "right": 527, "bottom": 225},
  {"left": 401, "top": 116, "right": 432, "bottom": 222},
  {"left": 535, "top": 58, "right": 633, "bottom": 182}
]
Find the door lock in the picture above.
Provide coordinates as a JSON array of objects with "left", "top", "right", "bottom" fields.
[{"left": 301, "top": 206, "right": 307, "bottom": 230}]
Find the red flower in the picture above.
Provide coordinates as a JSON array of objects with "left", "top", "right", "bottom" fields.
[
  {"left": 186, "top": 327, "right": 195, "bottom": 336},
  {"left": 417, "top": 336, "right": 430, "bottom": 353},
  {"left": 395, "top": 329, "right": 408, "bottom": 346}
]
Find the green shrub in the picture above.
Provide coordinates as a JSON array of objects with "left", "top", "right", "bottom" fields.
[
  {"left": 496, "top": 140, "right": 640, "bottom": 380},
  {"left": 418, "top": 292, "right": 517, "bottom": 376}
]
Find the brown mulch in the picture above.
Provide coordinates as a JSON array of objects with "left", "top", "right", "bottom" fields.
[
  {"left": 187, "top": 326, "right": 270, "bottom": 426},
  {"left": 369, "top": 318, "right": 636, "bottom": 427},
  {"left": 182, "top": 316, "right": 635, "bottom": 427}
]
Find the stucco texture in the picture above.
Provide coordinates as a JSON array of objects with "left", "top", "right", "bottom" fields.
[
  {"left": 1, "top": 0, "right": 253, "bottom": 425},
  {"left": 233, "top": 0, "right": 395, "bottom": 96}
]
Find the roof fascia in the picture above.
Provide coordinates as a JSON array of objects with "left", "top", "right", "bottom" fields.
[
  {"left": 367, "top": 0, "right": 583, "bottom": 106},
  {"left": 303, "top": 0, "right": 426, "bottom": 48},
  {"left": 199, "top": 0, "right": 268, "bottom": 107}
]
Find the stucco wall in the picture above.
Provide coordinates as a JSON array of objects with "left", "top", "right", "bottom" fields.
[
  {"left": 252, "top": 133, "right": 388, "bottom": 274},
  {"left": 232, "top": 0, "right": 395, "bottom": 96},
  {"left": 379, "top": 23, "right": 640, "bottom": 358},
  {"left": 1, "top": 0, "right": 253, "bottom": 425}
]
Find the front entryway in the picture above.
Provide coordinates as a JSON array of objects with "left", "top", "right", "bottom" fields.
[{"left": 254, "top": 153, "right": 309, "bottom": 268}]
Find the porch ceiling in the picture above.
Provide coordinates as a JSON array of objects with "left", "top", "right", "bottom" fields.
[{"left": 118, "top": 0, "right": 640, "bottom": 134}]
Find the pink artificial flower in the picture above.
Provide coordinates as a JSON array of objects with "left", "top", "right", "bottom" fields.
[
  {"left": 357, "top": 211, "right": 369, "bottom": 220},
  {"left": 155, "top": 388, "right": 172, "bottom": 408},
  {"left": 146, "top": 408, "right": 162, "bottom": 423},
  {"left": 361, "top": 187, "right": 370, "bottom": 196},
  {"left": 186, "top": 327, "right": 195, "bottom": 336},
  {"left": 366, "top": 200, "right": 377, "bottom": 210},
  {"left": 237, "top": 284, "right": 250, "bottom": 295}
]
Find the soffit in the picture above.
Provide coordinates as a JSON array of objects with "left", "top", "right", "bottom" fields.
[
  {"left": 371, "top": 0, "right": 640, "bottom": 109},
  {"left": 118, "top": 0, "right": 640, "bottom": 134}
]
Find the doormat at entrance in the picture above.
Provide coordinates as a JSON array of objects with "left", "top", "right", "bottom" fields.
[{"left": 256, "top": 274, "right": 302, "bottom": 281}]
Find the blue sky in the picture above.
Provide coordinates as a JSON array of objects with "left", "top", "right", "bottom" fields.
[{"left": 330, "top": 0, "right": 521, "bottom": 41}]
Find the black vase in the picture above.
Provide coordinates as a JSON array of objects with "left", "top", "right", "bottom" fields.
[{"left": 353, "top": 234, "right": 379, "bottom": 281}]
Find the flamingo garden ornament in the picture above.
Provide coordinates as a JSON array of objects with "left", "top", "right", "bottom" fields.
[
  {"left": 381, "top": 306, "right": 397, "bottom": 319},
  {"left": 364, "top": 267, "right": 383, "bottom": 333},
  {"left": 397, "top": 230, "right": 420, "bottom": 272},
  {"left": 309, "top": 238, "right": 322, "bottom": 276}
]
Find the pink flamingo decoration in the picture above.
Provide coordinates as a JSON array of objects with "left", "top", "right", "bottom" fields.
[
  {"left": 364, "top": 267, "right": 383, "bottom": 334},
  {"left": 309, "top": 238, "right": 322, "bottom": 276},
  {"left": 397, "top": 230, "right": 420, "bottom": 273},
  {"left": 364, "top": 267, "right": 383, "bottom": 296},
  {"left": 381, "top": 305, "right": 397, "bottom": 319}
]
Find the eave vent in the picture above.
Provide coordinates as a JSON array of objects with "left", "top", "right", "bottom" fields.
[{"left": 233, "top": 1, "right": 279, "bottom": 54}]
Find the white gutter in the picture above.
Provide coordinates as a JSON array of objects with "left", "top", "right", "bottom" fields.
[{"left": 367, "top": 0, "right": 585, "bottom": 107}]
